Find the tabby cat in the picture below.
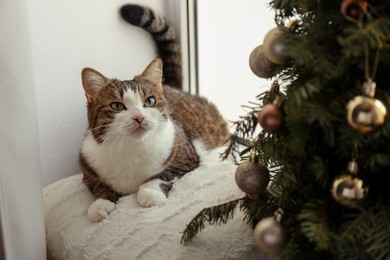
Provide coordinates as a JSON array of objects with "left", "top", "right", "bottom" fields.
[{"left": 79, "top": 4, "right": 229, "bottom": 222}]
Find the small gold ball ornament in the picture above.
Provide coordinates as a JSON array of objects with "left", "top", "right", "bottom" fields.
[
  {"left": 249, "top": 45, "right": 278, "bottom": 79},
  {"left": 235, "top": 151, "right": 270, "bottom": 197},
  {"left": 254, "top": 209, "right": 288, "bottom": 256},
  {"left": 346, "top": 96, "right": 386, "bottom": 133},
  {"left": 346, "top": 80, "right": 387, "bottom": 133},
  {"left": 331, "top": 160, "right": 367, "bottom": 208},
  {"left": 331, "top": 175, "right": 367, "bottom": 208}
]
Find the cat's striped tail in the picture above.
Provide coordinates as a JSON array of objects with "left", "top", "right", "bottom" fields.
[{"left": 120, "top": 4, "right": 182, "bottom": 89}]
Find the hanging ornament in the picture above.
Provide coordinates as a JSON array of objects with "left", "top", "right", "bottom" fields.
[
  {"left": 235, "top": 150, "right": 270, "bottom": 198},
  {"left": 341, "top": 0, "right": 368, "bottom": 19},
  {"left": 249, "top": 45, "right": 278, "bottom": 79},
  {"left": 254, "top": 208, "right": 289, "bottom": 256},
  {"left": 262, "top": 21, "right": 297, "bottom": 65},
  {"left": 258, "top": 82, "right": 284, "bottom": 133},
  {"left": 331, "top": 160, "right": 367, "bottom": 208},
  {"left": 258, "top": 104, "right": 283, "bottom": 133},
  {"left": 346, "top": 79, "right": 387, "bottom": 133}
]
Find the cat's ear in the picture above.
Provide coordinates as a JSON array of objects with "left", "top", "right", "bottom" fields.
[
  {"left": 141, "top": 58, "right": 163, "bottom": 90},
  {"left": 82, "top": 68, "right": 107, "bottom": 101}
]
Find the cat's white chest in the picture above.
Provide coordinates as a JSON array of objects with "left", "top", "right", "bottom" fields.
[{"left": 81, "top": 122, "right": 175, "bottom": 194}]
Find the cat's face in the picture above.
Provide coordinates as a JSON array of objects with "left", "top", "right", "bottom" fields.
[{"left": 81, "top": 58, "right": 169, "bottom": 143}]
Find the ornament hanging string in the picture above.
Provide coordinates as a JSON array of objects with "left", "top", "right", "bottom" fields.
[
  {"left": 274, "top": 208, "right": 284, "bottom": 223},
  {"left": 276, "top": 178, "right": 285, "bottom": 210},
  {"left": 351, "top": 142, "right": 359, "bottom": 161},
  {"left": 348, "top": 143, "right": 359, "bottom": 176},
  {"left": 364, "top": 43, "right": 382, "bottom": 82}
]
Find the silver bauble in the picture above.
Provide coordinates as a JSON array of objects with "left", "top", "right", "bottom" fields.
[{"left": 254, "top": 216, "right": 288, "bottom": 256}]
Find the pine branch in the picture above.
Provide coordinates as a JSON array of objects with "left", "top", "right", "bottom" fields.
[
  {"left": 181, "top": 198, "right": 244, "bottom": 245},
  {"left": 240, "top": 193, "right": 278, "bottom": 225},
  {"left": 333, "top": 203, "right": 390, "bottom": 259},
  {"left": 233, "top": 110, "right": 260, "bottom": 139},
  {"left": 220, "top": 105, "right": 260, "bottom": 162},
  {"left": 298, "top": 200, "right": 337, "bottom": 250},
  {"left": 220, "top": 135, "right": 251, "bottom": 162}
]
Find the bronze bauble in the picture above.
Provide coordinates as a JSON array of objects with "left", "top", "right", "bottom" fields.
[
  {"left": 258, "top": 104, "right": 283, "bottom": 132},
  {"left": 235, "top": 160, "right": 270, "bottom": 196},
  {"left": 249, "top": 45, "right": 277, "bottom": 79},
  {"left": 262, "top": 27, "right": 289, "bottom": 65}
]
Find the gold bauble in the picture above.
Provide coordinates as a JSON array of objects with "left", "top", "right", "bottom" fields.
[
  {"left": 346, "top": 96, "right": 387, "bottom": 133},
  {"left": 249, "top": 45, "right": 277, "bottom": 79},
  {"left": 254, "top": 217, "right": 288, "bottom": 256},
  {"left": 262, "top": 27, "right": 289, "bottom": 65},
  {"left": 331, "top": 175, "right": 367, "bottom": 208}
]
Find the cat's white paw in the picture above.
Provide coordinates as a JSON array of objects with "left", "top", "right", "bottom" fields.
[
  {"left": 87, "top": 198, "right": 116, "bottom": 222},
  {"left": 137, "top": 188, "right": 166, "bottom": 207},
  {"left": 137, "top": 180, "right": 167, "bottom": 207}
]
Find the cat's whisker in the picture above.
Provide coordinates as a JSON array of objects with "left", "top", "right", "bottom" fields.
[
  {"left": 91, "top": 128, "right": 127, "bottom": 142},
  {"left": 93, "top": 134, "right": 107, "bottom": 143},
  {"left": 100, "top": 132, "right": 115, "bottom": 146},
  {"left": 173, "top": 129, "right": 191, "bottom": 144},
  {"left": 90, "top": 122, "right": 123, "bottom": 132},
  {"left": 92, "top": 130, "right": 119, "bottom": 144},
  {"left": 109, "top": 132, "right": 123, "bottom": 163},
  {"left": 118, "top": 125, "right": 135, "bottom": 135},
  {"left": 90, "top": 124, "right": 110, "bottom": 132},
  {"left": 178, "top": 121, "right": 199, "bottom": 136},
  {"left": 118, "top": 135, "right": 127, "bottom": 166}
]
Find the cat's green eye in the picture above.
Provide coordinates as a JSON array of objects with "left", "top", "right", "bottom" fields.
[
  {"left": 144, "top": 96, "right": 156, "bottom": 107},
  {"left": 110, "top": 102, "right": 125, "bottom": 111}
]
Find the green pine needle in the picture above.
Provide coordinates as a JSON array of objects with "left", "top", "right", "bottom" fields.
[
  {"left": 181, "top": 198, "right": 244, "bottom": 245},
  {"left": 333, "top": 204, "right": 390, "bottom": 259},
  {"left": 298, "top": 200, "right": 336, "bottom": 250}
]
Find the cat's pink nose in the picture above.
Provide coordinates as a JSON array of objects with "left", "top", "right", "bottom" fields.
[{"left": 132, "top": 115, "right": 145, "bottom": 124}]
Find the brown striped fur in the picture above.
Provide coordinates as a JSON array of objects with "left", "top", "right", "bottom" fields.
[{"left": 120, "top": 4, "right": 182, "bottom": 88}]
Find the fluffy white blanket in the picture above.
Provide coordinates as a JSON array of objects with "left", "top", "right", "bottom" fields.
[{"left": 43, "top": 147, "right": 272, "bottom": 260}]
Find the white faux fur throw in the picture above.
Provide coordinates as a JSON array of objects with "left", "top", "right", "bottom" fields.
[{"left": 43, "top": 147, "right": 273, "bottom": 260}]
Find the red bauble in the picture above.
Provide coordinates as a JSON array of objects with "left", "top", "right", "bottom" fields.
[{"left": 341, "top": 0, "right": 368, "bottom": 19}]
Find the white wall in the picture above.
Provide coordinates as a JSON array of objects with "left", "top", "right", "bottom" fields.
[
  {"left": 197, "top": 0, "right": 275, "bottom": 125},
  {"left": 26, "top": 0, "right": 179, "bottom": 186}
]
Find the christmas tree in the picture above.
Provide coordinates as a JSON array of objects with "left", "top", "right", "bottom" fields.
[{"left": 182, "top": 0, "right": 390, "bottom": 258}]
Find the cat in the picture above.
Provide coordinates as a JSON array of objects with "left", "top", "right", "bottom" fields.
[{"left": 79, "top": 4, "right": 229, "bottom": 222}]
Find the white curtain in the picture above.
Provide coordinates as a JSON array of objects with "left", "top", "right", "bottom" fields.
[{"left": 0, "top": 0, "right": 46, "bottom": 259}]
